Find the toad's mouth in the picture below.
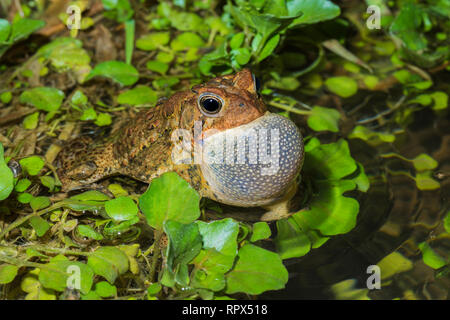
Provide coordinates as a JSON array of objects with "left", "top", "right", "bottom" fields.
[{"left": 199, "top": 112, "right": 304, "bottom": 207}]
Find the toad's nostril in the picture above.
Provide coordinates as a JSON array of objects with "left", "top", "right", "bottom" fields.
[{"left": 200, "top": 113, "right": 304, "bottom": 207}]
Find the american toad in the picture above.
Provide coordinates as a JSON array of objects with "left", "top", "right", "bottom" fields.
[{"left": 56, "top": 69, "right": 304, "bottom": 220}]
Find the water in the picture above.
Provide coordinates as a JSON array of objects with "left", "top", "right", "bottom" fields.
[{"left": 261, "top": 104, "right": 449, "bottom": 299}]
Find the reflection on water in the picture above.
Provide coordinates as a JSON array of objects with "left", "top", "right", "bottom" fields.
[{"left": 263, "top": 105, "right": 449, "bottom": 300}]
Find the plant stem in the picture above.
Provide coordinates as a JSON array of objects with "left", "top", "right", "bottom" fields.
[
  {"left": 0, "top": 255, "right": 44, "bottom": 269},
  {"left": 0, "top": 202, "right": 65, "bottom": 240},
  {"left": 148, "top": 229, "right": 163, "bottom": 283},
  {"left": 23, "top": 244, "right": 90, "bottom": 256},
  {"left": 268, "top": 101, "right": 311, "bottom": 115},
  {"left": 356, "top": 95, "right": 406, "bottom": 124}
]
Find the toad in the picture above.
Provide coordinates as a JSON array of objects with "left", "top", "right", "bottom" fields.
[{"left": 56, "top": 69, "right": 304, "bottom": 220}]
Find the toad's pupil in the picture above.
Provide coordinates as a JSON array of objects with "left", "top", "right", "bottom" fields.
[
  {"left": 255, "top": 76, "right": 261, "bottom": 92},
  {"left": 201, "top": 97, "right": 221, "bottom": 113}
]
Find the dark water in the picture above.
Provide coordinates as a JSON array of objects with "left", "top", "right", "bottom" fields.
[{"left": 261, "top": 99, "right": 450, "bottom": 300}]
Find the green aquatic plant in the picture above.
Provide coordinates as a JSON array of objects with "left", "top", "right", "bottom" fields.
[
  {"left": 1, "top": 0, "right": 448, "bottom": 301},
  {"left": 381, "top": 152, "right": 441, "bottom": 191},
  {"left": 0, "top": 143, "right": 368, "bottom": 298},
  {"left": 0, "top": 144, "right": 14, "bottom": 201},
  {"left": 275, "top": 138, "right": 368, "bottom": 259},
  {"left": 86, "top": 60, "right": 140, "bottom": 86},
  {"left": 0, "top": 17, "right": 44, "bottom": 58}
]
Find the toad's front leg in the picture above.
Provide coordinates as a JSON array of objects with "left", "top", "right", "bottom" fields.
[{"left": 260, "top": 182, "right": 298, "bottom": 221}]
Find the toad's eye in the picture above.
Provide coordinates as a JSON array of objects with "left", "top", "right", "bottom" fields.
[{"left": 198, "top": 93, "right": 224, "bottom": 116}]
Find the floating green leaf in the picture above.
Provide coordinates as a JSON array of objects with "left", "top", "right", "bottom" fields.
[
  {"left": 164, "top": 221, "right": 202, "bottom": 268},
  {"left": 170, "top": 32, "right": 205, "bottom": 51},
  {"left": 307, "top": 106, "right": 340, "bottom": 132},
  {"left": 444, "top": 211, "right": 450, "bottom": 233},
  {"left": 146, "top": 60, "right": 169, "bottom": 74},
  {"left": 163, "top": 220, "right": 202, "bottom": 286},
  {"left": 87, "top": 246, "right": 129, "bottom": 283},
  {"left": 117, "top": 86, "right": 157, "bottom": 106},
  {"left": 29, "top": 216, "right": 50, "bottom": 236},
  {"left": 348, "top": 125, "right": 395, "bottom": 146},
  {"left": 267, "top": 76, "right": 300, "bottom": 91},
  {"left": 331, "top": 279, "right": 369, "bottom": 300},
  {"left": 325, "top": 76, "right": 358, "bottom": 98},
  {"left": 139, "top": 172, "right": 200, "bottom": 230},
  {"left": 20, "top": 269, "right": 56, "bottom": 300},
  {"left": 77, "top": 225, "right": 104, "bottom": 240},
  {"left": 9, "top": 18, "right": 45, "bottom": 43},
  {"left": 40, "top": 37, "right": 91, "bottom": 83},
  {"left": 108, "top": 184, "right": 128, "bottom": 198},
  {"left": 363, "top": 75, "right": 379, "bottom": 90},
  {"left": 15, "top": 178, "right": 31, "bottom": 192},
  {"left": 353, "top": 162, "right": 370, "bottom": 192},
  {"left": 94, "top": 113, "right": 112, "bottom": 126},
  {"left": 303, "top": 139, "right": 357, "bottom": 181},
  {"left": 302, "top": 180, "right": 359, "bottom": 235},
  {"left": 190, "top": 219, "right": 239, "bottom": 290},
  {"left": 17, "top": 192, "right": 33, "bottom": 204},
  {"left": 39, "top": 259, "right": 94, "bottom": 294},
  {"left": 147, "top": 283, "right": 162, "bottom": 296},
  {"left": 250, "top": 222, "right": 271, "bottom": 242},
  {"left": 412, "top": 154, "right": 438, "bottom": 171},
  {"left": 225, "top": 244, "right": 288, "bottom": 295},
  {"left": 229, "top": 33, "right": 245, "bottom": 50},
  {"left": 0, "top": 264, "right": 19, "bottom": 284},
  {"left": 67, "top": 190, "right": 110, "bottom": 212},
  {"left": 40, "top": 176, "right": 57, "bottom": 192},
  {"left": 136, "top": 32, "right": 170, "bottom": 51},
  {"left": 191, "top": 248, "right": 230, "bottom": 291},
  {"left": 409, "top": 94, "right": 432, "bottom": 106},
  {"left": 377, "top": 252, "right": 413, "bottom": 280},
  {"left": 86, "top": 61, "right": 139, "bottom": 86},
  {"left": 0, "top": 91, "right": 12, "bottom": 104},
  {"left": 23, "top": 112, "right": 39, "bottom": 130},
  {"left": 196, "top": 218, "right": 239, "bottom": 258},
  {"left": 393, "top": 69, "right": 433, "bottom": 90},
  {"left": 415, "top": 171, "right": 440, "bottom": 190},
  {"left": 20, "top": 87, "right": 65, "bottom": 112},
  {"left": 94, "top": 281, "right": 117, "bottom": 298},
  {"left": 0, "top": 19, "right": 11, "bottom": 43},
  {"left": 71, "top": 90, "right": 88, "bottom": 106},
  {"left": 257, "top": 33, "right": 280, "bottom": 62},
  {"left": 275, "top": 215, "right": 312, "bottom": 259},
  {"left": 418, "top": 242, "right": 447, "bottom": 270},
  {"left": 430, "top": 91, "right": 448, "bottom": 110},
  {"left": 105, "top": 196, "right": 139, "bottom": 222},
  {"left": 19, "top": 156, "right": 45, "bottom": 176},
  {"left": 288, "top": 0, "right": 341, "bottom": 26},
  {"left": 170, "top": 11, "right": 204, "bottom": 31},
  {"left": 79, "top": 108, "right": 97, "bottom": 121}
]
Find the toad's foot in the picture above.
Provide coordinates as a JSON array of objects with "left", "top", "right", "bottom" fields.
[{"left": 260, "top": 183, "right": 298, "bottom": 221}]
